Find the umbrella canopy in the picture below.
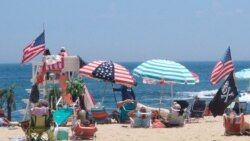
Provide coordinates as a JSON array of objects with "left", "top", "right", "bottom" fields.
[
  {"left": 79, "top": 60, "right": 136, "bottom": 87},
  {"left": 192, "top": 72, "right": 200, "bottom": 83},
  {"left": 133, "top": 59, "right": 196, "bottom": 84},
  {"left": 133, "top": 59, "right": 197, "bottom": 108}
]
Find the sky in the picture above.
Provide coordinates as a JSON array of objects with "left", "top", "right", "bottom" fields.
[{"left": 0, "top": 0, "right": 250, "bottom": 63}]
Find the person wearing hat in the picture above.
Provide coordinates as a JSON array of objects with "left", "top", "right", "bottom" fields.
[
  {"left": 166, "top": 102, "right": 185, "bottom": 127},
  {"left": 59, "top": 46, "right": 69, "bottom": 57}
]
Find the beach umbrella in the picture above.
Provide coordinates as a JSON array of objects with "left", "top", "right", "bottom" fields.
[
  {"left": 192, "top": 72, "right": 200, "bottom": 83},
  {"left": 235, "top": 68, "right": 250, "bottom": 91},
  {"left": 79, "top": 60, "right": 136, "bottom": 104},
  {"left": 133, "top": 59, "right": 197, "bottom": 108}
]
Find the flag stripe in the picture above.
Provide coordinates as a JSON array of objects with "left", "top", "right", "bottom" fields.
[
  {"left": 210, "top": 47, "right": 234, "bottom": 85},
  {"left": 79, "top": 61, "right": 136, "bottom": 87},
  {"left": 21, "top": 32, "right": 46, "bottom": 64}
]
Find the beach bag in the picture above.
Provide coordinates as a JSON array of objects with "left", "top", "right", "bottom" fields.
[{"left": 30, "top": 83, "right": 39, "bottom": 103}]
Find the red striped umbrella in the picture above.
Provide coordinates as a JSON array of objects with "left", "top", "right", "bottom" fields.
[{"left": 79, "top": 60, "right": 136, "bottom": 87}]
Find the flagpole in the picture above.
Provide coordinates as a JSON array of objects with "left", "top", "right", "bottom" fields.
[
  {"left": 43, "top": 23, "right": 45, "bottom": 45},
  {"left": 232, "top": 62, "right": 242, "bottom": 114}
]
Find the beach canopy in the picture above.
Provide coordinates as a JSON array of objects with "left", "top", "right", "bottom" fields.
[
  {"left": 79, "top": 60, "right": 136, "bottom": 87},
  {"left": 133, "top": 59, "right": 197, "bottom": 84}
]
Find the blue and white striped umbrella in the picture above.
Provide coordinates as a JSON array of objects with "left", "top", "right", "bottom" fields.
[
  {"left": 133, "top": 59, "right": 197, "bottom": 85},
  {"left": 133, "top": 59, "right": 197, "bottom": 108}
]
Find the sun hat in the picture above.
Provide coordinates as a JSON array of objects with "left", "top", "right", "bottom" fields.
[{"left": 171, "top": 102, "right": 181, "bottom": 112}]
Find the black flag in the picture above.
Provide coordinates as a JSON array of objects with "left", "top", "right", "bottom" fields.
[{"left": 209, "top": 72, "right": 238, "bottom": 117}]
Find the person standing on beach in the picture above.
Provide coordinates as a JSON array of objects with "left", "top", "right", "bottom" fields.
[
  {"left": 59, "top": 46, "right": 69, "bottom": 56},
  {"left": 113, "top": 85, "right": 136, "bottom": 101}
]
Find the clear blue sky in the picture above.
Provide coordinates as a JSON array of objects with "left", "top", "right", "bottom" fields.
[{"left": 1, "top": 0, "right": 250, "bottom": 63}]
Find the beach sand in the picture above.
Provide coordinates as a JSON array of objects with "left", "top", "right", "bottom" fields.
[{"left": 1, "top": 115, "right": 250, "bottom": 141}]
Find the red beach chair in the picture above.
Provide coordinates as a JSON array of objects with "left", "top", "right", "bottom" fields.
[
  {"left": 223, "top": 113, "right": 245, "bottom": 135},
  {"left": 72, "top": 121, "right": 97, "bottom": 140}
]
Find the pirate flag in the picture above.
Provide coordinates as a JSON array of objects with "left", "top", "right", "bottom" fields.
[{"left": 209, "top": 72, "right": 238, "bottom": 117}]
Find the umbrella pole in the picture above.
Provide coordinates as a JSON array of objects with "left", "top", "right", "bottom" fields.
[
  {"left": 159, "top": 84, "right": 163, "bottom": 113},
  {"left": 101, "top": 82, "right": 108, "bottom": 105},
  {"left": 170, "top": 84, "right": 174, "bottom": 105},
  {"left": 112, "top": 84, "right": 118, "bottom": 108}
]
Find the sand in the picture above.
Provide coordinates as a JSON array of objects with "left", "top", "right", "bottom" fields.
[{"left": 1, "top": 115, "right": 250, "bottom": 141}]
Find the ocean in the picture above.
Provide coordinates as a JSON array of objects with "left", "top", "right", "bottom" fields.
[{"left": 1, "top": 61, "right": 250, "bottom": 121}]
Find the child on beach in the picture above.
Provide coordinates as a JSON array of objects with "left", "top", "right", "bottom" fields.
[
  {"left": 129, "top": 107, "right": 152, "bottom": 128},
  {"left": 151, "top": 110, "right": 166, "bottom": 128}
]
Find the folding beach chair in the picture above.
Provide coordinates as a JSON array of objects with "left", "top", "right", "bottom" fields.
[
  {"left": 189, "top": 99, "right": 206, "bottom": 122},
  {"left": 223, "top": 113, "right": 245, "bottom": 135},
  {"left": 72, "top": 121, "right": 97, "bottom": 140},
  {"left": 24, "top": 114, "right": 55, "bottom": 141},
  {"left": 120, "top": 101, "right": 136, "bottom": 123},
  {"left": 91, "top": 106, "right": 109, "bottom": 124}
]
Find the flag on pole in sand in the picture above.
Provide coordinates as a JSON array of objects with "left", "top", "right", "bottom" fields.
[
  {"left": 209, "top": 72, "right": 238, "bottom": 117},
  {"left": 210, "top": 47, "right": 234, "bottom": 85},
  {"left": 21, "top": 31, "right": 46, "bottom": 64}
]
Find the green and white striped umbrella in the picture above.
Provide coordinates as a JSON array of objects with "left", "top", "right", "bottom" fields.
[{"left": 133, "top": 59, "right": 196, "bottom": 85}]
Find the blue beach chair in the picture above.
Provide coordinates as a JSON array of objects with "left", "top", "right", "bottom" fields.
[{"left": 120, "top": 102, "right": 137, "bottom": 123}]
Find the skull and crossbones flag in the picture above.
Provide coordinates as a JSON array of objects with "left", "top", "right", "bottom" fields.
[{"left": 209, "top": 72, "right": 238, "bottom": 117}]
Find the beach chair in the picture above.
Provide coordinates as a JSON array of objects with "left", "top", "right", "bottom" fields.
[
  {"left": 189, "top": 99, "right": 206, "bottom": 122},
  {"left": 72, "top": 120, "right": 97, "bottom": 140},
  {"left": 223, "top": 113, "right": 245, "bottom": 135},
  {"left": 120, "top": 101, "right": 136, "bottom": 123},
  {"left": 91, "top": 106, "right": 109, "bottom": 124},
  {"left": 130, "top": 111, "right": 152, "bottom": 128},
  {"left": 24, "top": 114, "right": 54, "bottom": 141}
]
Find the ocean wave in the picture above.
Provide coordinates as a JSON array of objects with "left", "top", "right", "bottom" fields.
[{"left": 176, "top": 89, "right": 218, "bottom": 99}]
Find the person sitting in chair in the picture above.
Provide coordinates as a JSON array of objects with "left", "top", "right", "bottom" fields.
[
  {"left": 151, "top": 110, "right": 166, "bottom": 128},
  {"left": 129, "top": 107, "right": 152, "bottom": 128},
  {"left": 165, "top": 102, "right": 185, "bottom": 127},
  {"left": 223, "top": 110, "right": 250, "bottom": 135}
]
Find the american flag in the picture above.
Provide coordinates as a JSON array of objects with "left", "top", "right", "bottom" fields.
[
  {"left": 21, "top": 31, "right": 46, "bottom": 64},
  {"left": 210, "top": 47, "right": 235, "bottom": 85}
]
